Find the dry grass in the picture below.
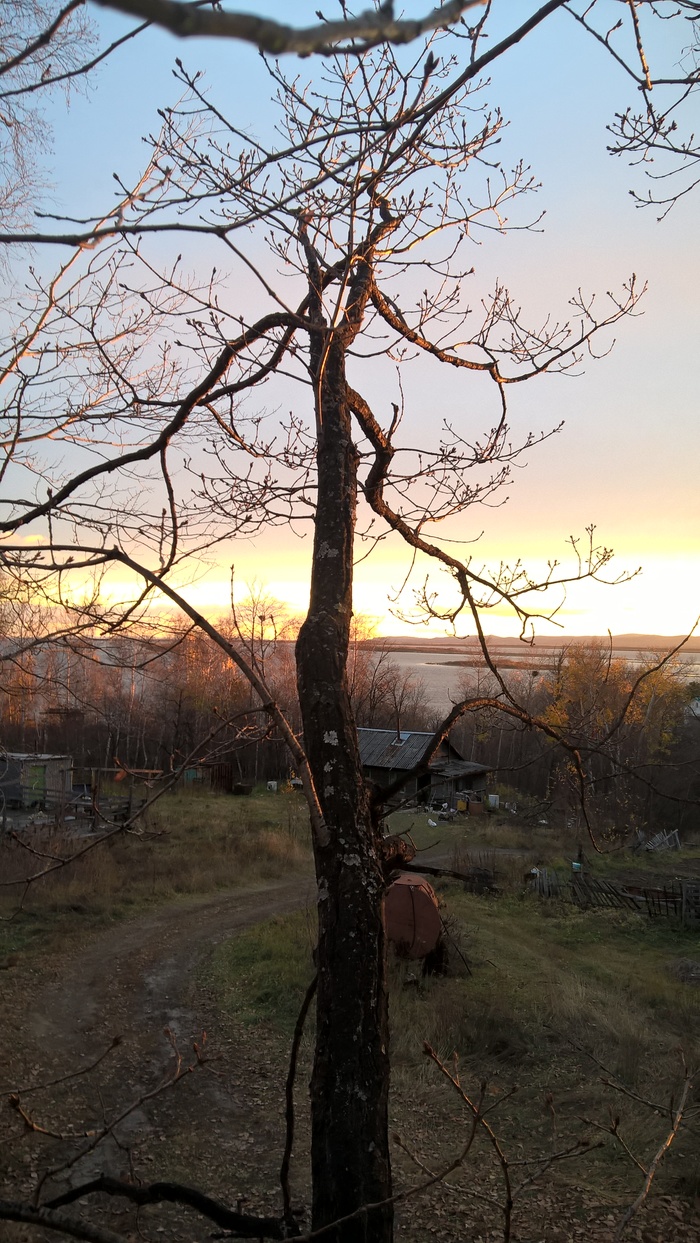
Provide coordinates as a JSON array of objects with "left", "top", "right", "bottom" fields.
[
  {"left": 207, "top": 888, "right": 700, "bottom": 1201},
  {"left": 390, "top": 891, "right": 700, "bottom": 1073},
  {"left": 389, "top": 889, "right": 700, "bottom": 1195},
  {"left": 387, "top": 806, "right": 581, "bottom": 860},
  {"left": 388, "top": 805, "right": 700, "bottom": 898},
  {"left": 0, "top": 788, "right": 312, "bottom": 954}
]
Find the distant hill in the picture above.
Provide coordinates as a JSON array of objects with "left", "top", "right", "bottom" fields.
[{"left": 367, "top": 634, "right": 700, "bottom": 654}]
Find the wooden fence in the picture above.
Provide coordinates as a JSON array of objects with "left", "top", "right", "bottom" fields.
[{"left": 530, "top": 869, "right": 700, "bottom": 926}]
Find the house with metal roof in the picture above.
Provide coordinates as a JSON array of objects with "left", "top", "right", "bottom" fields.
[{"left": 357, "top": 728, "right": 491, "bottom": 805}]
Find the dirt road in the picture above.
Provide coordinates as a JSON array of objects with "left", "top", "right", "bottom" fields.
[
  {"left": 26, "top": 880, "right": 310, "bottom": 1064},
  {"left": 2, "top": 880, "right": 314, "bottom": 1239},
  {"left": 4, "top": 871, "right": 700, "bottom": 1243}
]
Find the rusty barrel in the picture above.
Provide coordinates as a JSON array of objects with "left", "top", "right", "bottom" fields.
[{"left": 384, "top": 873, "right": 441, "bottom": 960}]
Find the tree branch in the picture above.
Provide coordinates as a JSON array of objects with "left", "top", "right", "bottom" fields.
[
  {"left": 0, "top": 311, "right": 299, "bottom": 535},
  {"left": 280, "top": 973, "right": 318, "bottom": 1223},
  {"left": 0, "top": 1, "right": 82, "bottom": 79},
  {"left": 0, "top": 1201, "right": 127, "bottom": 1243},
  {"left": 614, "top": 1061, "right": 695, "bottom": 1239},
  {"left": 46, "top": 1177, "right": 291, "bottom": 1239},
  {"left": 90, "top": 1, "right": 484, "bottom": 55}
]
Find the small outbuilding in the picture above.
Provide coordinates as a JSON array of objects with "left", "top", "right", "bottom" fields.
[
  {"left": 357, "top": 727, "right": 491, "bottom": 806},
  {"left": 0, "top": 752, "right": 73, "bottom": 811}
]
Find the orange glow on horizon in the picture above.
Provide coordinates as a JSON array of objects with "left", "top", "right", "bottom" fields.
[{"left": 90, "top": 546, "right": 700, "bottom": 643}]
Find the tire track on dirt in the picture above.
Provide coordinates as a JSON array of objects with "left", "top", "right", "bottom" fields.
[
  {"left": 11, "top": 879, "right": 314, "bottom": 1212},
  {"left": 27, "top": 879, "right": 311, "bottom": 1055}
]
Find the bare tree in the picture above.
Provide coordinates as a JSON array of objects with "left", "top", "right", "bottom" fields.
[
  {"left": 0, "top": 2, "right": 697, "bottom": 247},
  {"left": 571, "top": 1, "right": 700, "bottom": 218},
  {"left": 0, "top": 1, "right": 158, "bottom": 235},
  {"left": 0, "top": 7, "right": 698, "bottom": 1243}
]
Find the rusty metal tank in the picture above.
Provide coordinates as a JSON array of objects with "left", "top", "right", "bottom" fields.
[{"left": 384, "top": 873, "right": 441, "bottom": 960}]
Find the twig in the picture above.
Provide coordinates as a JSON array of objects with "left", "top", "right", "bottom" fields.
[
  {"left": 34, "top": 1029, "right": 203, "bottom": 1196},
  {"left": 394, "top": 1132, "right": 501, "bottom": 1206},
  {"left": 577, "top": 1112, "right": 646, "bottom": 1175},
  {"left": 0, "top": 1035, "right": 122, "bottom": 1097},
  {"left": 512, "top": 1139, "right": 599, "bottom": 1196},
  {"left": 280, "top": 973, "right": 317, "bottom": 1223},
  {"left": 438, "top": 914, "right": 472, "bottom": 976},
  {"left": 423, "top": 1042, "right": 514, "bottom": 1240},
  {"left": 9, "top": 1095, "right": 103, "bottom": 1142},
  {"left": 615, "top": 1063, "right": 695, "bottom": 1239}
]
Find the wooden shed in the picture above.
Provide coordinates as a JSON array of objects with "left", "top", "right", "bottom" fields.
[{"left": 0, "top": 752, "right": 72, "bottom": 810}]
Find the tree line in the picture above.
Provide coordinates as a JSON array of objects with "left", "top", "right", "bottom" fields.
[
  {"left": 3, "top": 603, "right": 697, "bottom": 843},
  {"left": 0, "top": 602, "right": 433, "bottom": 782}
]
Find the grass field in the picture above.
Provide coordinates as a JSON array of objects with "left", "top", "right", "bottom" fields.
[
  {"left": 3, "top": 788, "right": 700, "bottom": 1234},
  {"left": 386, "top": 806, "right": 585, "bottom": 865},
  {"left": 206, "top": 887, "right": 700, "bottom": 1205},
  {"left": 388, "top": 804, "right": 700, "bottom": 883},
  {"left": 0, "top": 786, "right": 312, "bottom": 958}
]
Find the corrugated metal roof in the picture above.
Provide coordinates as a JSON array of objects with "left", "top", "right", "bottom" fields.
[
  {"left": 430, "top": 760, "right": 491, "bottom": 779},
  {"left": 357, "top": 728, "right": 486, "bottom": 773},
  {"left": 1, "top": 752, "right": 71, "bottom": 761},
  {"left": 358, "top": 728, "right": 434, "bottom": 770}
]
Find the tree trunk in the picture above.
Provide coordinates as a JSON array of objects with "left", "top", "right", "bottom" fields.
[{"left": 296, "top": 334, "right": 392, "bottom": 1242}]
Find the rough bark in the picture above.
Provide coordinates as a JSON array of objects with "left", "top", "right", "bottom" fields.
[{"left": 296, "top": 298, "right": 392, "bottom": 1240}]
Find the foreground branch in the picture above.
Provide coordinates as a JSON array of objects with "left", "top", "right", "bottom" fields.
[
  {"left": 46, "top": 1177, "right": 291, "bottom": 1239},
  {"left": 0, "top": 1201, "right": 126, "bottom": 1243},
  {"left": 614, "top": 1063, "right": 695, "bottom": 1240},
  {"left": 281, "top": 974, "right": 318, "bottom": 1224},
  {"left": 91, "top": 1, "right": 484, "bottom": 54}
]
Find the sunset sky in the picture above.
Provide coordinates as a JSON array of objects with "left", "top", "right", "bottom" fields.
[{"left": 21, "top": 2, "right": 700, "bottom": 639}]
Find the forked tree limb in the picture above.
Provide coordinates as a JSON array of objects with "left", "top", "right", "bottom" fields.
[
  {"left": 614, "top": 1065, "right": 695, "bottom": 1240},
  {"left": 0, "top": 312, "right": 301, "bottom": 537},
  {"left": 423, "top": 1042, "right": 514, "bottom": 1240},
  {"left": 0, "top": 0, "right": 83, "bottom": 78}
]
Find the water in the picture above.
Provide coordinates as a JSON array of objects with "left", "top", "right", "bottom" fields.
[{"left": 382, "top": 645, "right": 700, "bottom": 715}]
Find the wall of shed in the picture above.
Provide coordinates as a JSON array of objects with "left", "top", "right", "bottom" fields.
[
  {"left": 43, "top": 759, "right": 72, "bottom": 803},
  {"left": 365, "top": 766, "right": 488, "bottom": 806},
  {"left": 0, "top": 758, "right": 23, "bottom": 806},
  {"left": 0, "top": 756, "right": 72, "bottom": 809},
  {"left": 365, "top": 765, "right": 418, "bottom": 797}
]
